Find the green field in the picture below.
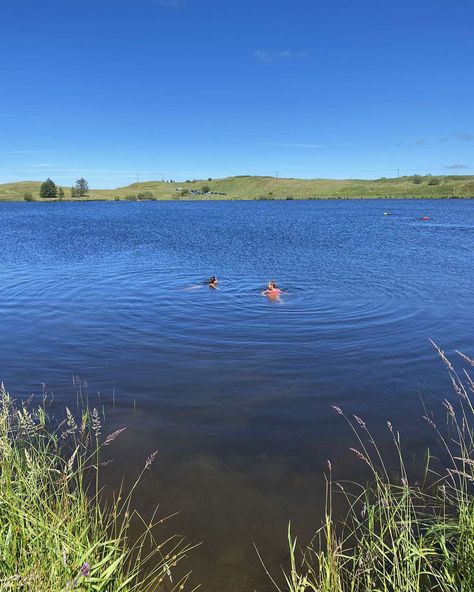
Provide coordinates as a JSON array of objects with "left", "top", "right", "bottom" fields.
[{"left": 1, "top": 174, "right": 474, "bottom": 201}]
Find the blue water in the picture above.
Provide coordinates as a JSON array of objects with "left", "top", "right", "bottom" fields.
[{"left": 0, "top": 199, "right": 473, "bottom": 590}]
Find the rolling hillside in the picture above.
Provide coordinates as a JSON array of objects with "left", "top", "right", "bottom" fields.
[{"left": 0, "top": 175, "right": 473, "bottom": 201}]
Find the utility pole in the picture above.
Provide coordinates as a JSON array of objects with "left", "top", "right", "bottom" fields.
[
  {"left": 397, "top": 168, "right": 400, "bottom": 179},
  {"left": 161, "top": 173, "right": 165, "bottom": 182}
]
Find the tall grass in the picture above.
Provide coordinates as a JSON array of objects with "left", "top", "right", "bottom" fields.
[
  {"left": 0, "top": 384, "right": 193, "bottom": 592},
  {"left": 281, "top": 345, "right": 474, "bottom": 592}
]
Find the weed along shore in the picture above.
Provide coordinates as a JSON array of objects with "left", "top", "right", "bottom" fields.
[
  {"left": 281, "top": 346, "right": 474, "bottom": 592},
  {"left": 2, "top": 348, "right": 474, "bottom": 591},
  {"left": 0, "top": 386, "right": 191, "bottom": 592},
  {"left": 1, "top": 174, "right": 474, "bottom": 202}
]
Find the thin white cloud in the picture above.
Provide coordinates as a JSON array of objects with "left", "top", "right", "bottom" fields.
[
  {"left": 400, "top": 132, "right": 474, "bottom": 146},
  {"left": 444, "top": 163, "right": 468, "bottom": 169},
  {"left": 453, "top": 132, "right": 474, "bottom": 142},
  {"left": 1, "top": 167, "right": 161, "bottom": 175},
  {"left": 0, "top": 149, "right": 37, "bottom": 155},
  {"left": 271, "top": 142, "right": 322, "bottom": 149},
  {"left": 255, "top": 50, "right": 308, "bottom": 63},
  {"left": 437, "top": 132, "right": 474, "bottom": 143}
]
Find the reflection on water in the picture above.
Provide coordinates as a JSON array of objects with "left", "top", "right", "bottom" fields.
[{"left": 0, "top": 199, "right": 473, "bottom": 590}]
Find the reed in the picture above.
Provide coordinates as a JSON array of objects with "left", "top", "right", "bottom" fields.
[
  {"left": 0, "top": 384, "right": 193, "bottom": 592},
  {"left": 281, "top": 346, "right": 474, "bottom": 592}
]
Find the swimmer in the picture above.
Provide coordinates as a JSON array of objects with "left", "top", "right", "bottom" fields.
[
  {"left": 183, "top": 276, "right": 218, "bottom": 290},
  {"left": 261, "top": 280, "right": 283, "bottom": 300},
  {"left": 207, "top": 276, "right": 218, "bottom": 289}
]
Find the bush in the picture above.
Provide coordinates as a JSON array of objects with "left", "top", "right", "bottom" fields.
[
  {"left": 428, "top": 178, "right": 441, "bottom": 185},
  {"left": 180, "top": 189, "right": 190, "bottom": 196},
  {"left": 207, "top": 178, "right": 212, "bottom": 181},
  {"left": 114, "top": 197, "right": 120, "bottom": 201},
  {"left": 23, "top": 192, "right": 33, "bottom": 202},
  {"left": 412, "top": 175, "right": 423, "bottom": 184},
  {"left": 126, "top": 195, "right": 138, "bottom": 201},
  {"left": 136, "top": 191, "right": 154, "bottom": 200},
  {"left": 201, "top": 185, "right": 211, "bottom": 193}
]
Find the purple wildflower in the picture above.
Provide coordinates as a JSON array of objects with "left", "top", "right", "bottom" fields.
[{"left": 80, "top": 562, "right": 90, "bottom": 577}]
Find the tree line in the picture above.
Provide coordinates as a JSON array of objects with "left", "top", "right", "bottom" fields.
[{"left": 38, "top": 178, "right": 89, "bottom": 199}]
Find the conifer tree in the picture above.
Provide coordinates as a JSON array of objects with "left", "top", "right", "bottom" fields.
[
  {"left": 74, "top": 178, "right": 89, "bottom": 197},
  {"left": 39, "top": 178, "right": 58, "bottom": 199}
]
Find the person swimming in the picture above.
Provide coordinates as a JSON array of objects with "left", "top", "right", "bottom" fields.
[
  {"left": 207, "top": 276, "right": 218, "bottom": 289},
  {"left": 183, "top": 276, "right": 218, "bottom": 290},
  {"left": 261, "top": 280, "right": 283, "bottom": 300}
]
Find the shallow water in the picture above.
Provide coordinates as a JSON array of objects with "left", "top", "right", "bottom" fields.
[{"left": 1, "top": 199, "right": 473, "bottom": 590}]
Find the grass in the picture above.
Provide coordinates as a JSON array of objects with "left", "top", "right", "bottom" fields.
[
  {"left": 0, "top": 385, "right": 194, "bottom": 592},
  {"left": 277, "top": 344, "right": 474, "bottom": 592},
  {"left": 1, "top": 175, "right": 473, "bottom": 201}
]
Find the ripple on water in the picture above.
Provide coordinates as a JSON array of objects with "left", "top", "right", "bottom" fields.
[{"left": 1, "top": 200, "right": 473, "bottom": 592}]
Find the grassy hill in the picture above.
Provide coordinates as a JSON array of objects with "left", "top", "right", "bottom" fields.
[{"left": 1, "top": 175, "right": 473, "bottom": 201}]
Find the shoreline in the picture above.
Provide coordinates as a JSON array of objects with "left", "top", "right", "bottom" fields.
[{"left": 1, "top": 195, "right": 473, "bottom": 203}]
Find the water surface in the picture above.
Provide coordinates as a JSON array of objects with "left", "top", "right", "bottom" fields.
[{"left": 1, "top": 199, "right": 473, "bottom": 590}]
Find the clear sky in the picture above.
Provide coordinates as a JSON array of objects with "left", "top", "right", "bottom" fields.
[{"left": 1, "top": 0, "right": 473, "bottom": 188}]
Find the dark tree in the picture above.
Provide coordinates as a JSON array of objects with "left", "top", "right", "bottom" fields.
[
  {"left": 412, "top": 175, "right": 423, "bottom": 184},
  {"left": 74, "top": 178, "right": 89, "bottom": 197},
  {"left": 58, "top": 187, "right": 65, "bottom": 199},
  {"left": 40, "top": 178, "right": 58, "bottom": 199},
  {"left": 428, "top": 178, "right": 440, "bottom": 186},
  {"left": 201, "top": 185, "right": 211, "bottom": 193},
  {"left": 23, "top": 192, "right": 33, "bottom": 201}
]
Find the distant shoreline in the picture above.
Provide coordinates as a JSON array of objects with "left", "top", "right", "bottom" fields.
[
  {"left": 1, "top": 174, "right": 473, "bottom": 201},
  {"left": 1, "top": 196, "right": 473, "bottom": 203}
]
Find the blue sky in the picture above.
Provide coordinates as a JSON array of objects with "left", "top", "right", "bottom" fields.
[{"left": 1, "top": 0, "right": 473, "bottom": 187}]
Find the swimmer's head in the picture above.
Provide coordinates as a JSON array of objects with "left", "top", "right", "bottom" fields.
[
  {"left": 267, "top": 280, "right": 278, "bottom": 290},
  {"left": 208, "top": 276, "right": 217, "bottom": 285}
]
